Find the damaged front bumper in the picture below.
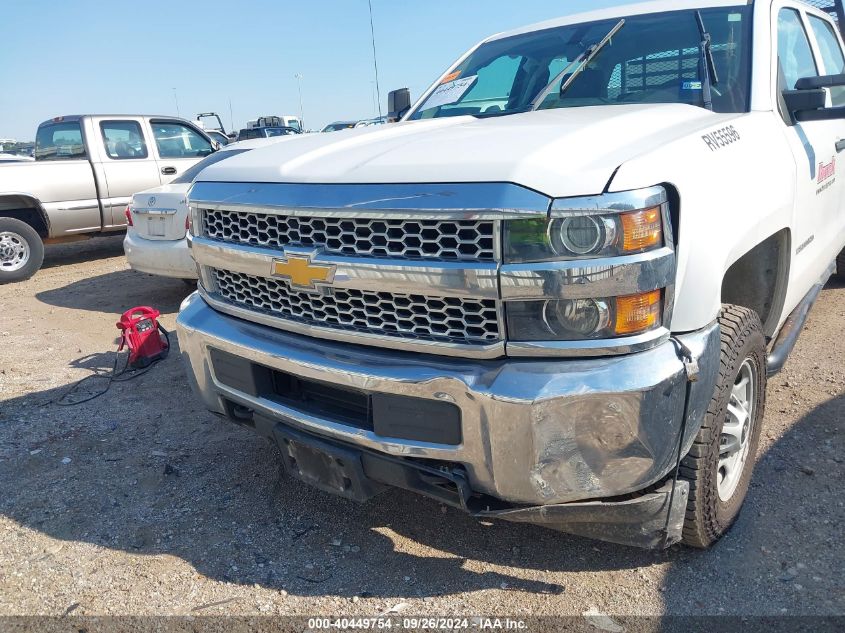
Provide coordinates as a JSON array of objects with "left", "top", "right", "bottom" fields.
[{"left": 176, "top": 292, "right": 719, "bottom": 548}]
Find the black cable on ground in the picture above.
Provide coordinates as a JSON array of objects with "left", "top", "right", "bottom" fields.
[{"left": 54, "top": 325, "right": 169, "bottom": 407}]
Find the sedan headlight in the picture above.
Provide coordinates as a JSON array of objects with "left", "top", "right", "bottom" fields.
[{"left": 504, "top": 207, "right": 663, "bottom": 263}]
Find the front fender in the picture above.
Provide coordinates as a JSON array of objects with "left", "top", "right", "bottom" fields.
[{"left": 608, "top": 112, "right": 795, "bottom": 333}]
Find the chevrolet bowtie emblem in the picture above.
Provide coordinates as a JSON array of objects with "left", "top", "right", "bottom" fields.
[{"left": 271, "top": 255, "right": 336, "bottom": 290}]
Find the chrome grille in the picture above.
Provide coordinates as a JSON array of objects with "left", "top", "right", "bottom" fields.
[
  {"left": 201, "top": 209, "right": 496, "bottom": 262},
  {"left": 212, "top": 268, "right": 501, "bottom": 345}
]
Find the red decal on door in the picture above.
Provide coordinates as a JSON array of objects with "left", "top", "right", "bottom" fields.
[{"left": 818, "top": 157, "right": 836, "bottom": 183}]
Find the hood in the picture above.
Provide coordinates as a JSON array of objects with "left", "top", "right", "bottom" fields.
[{"left": 197, "top": 104, "right": 738, "bottom": 198}]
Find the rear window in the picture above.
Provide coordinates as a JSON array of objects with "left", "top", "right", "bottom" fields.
[
  {"left": 35, "top": 121, "right": 86, "bottom": 161},
  {"left": 171, "top": 148, "right": 249, "bottom": 184}
]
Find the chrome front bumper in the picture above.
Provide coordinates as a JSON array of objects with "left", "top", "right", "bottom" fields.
[{"left": 177, "top": 292, "right": 720, "bottom": 506}]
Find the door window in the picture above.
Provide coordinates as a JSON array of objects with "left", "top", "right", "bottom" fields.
[
  {"left": 34, "top": 121, "right": 86, "bottom": 161},
  {"left": 150, "top": 121, "right": 213, "bottom": 158},
  {"left": 777, "top": 8, "right": 819, "bottom": 89},
  {"left": 100, "top": 120, "right": 148, "bottom": 159},
  {"left": 808, "top": 15, "right": 845, "bottom": 105}
]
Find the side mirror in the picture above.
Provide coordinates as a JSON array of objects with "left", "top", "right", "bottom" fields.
[
  {"left": 211, "top": 140, "right": 221, "bottom": 152},
  {"left": 784, "top": 73, "right": 845, "bottom": 122},
  {"left": 387, "top": 88, "right": 412, "bottom": 122}
]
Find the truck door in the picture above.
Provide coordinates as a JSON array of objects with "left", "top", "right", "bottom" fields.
[
  {"left": 806, "top": 11, "right": 845, "bottom": 254},
  {"left": 31, "top": 119, "right": 101, "bottom": 235},
  {"left": 95, "top": 118, "right": 163, "bottom": 228},
  {"left": 148, "top": 119, "right": 214, "bottom": 182},
  {"left": 776, "top": 5, "right": 845, "bottom": 297}
]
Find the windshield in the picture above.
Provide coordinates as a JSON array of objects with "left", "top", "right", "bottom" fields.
[
  {"left": 409, "top": 6, "right": 751, "bottom": 120},
  {"left": 263, "top": 127, "right": 296, "bottom": 137},
  {"left": 171, "top": 148, "right": 249, "bottom": 184},
  {"left": 323, "top": 122, "right": 355, "bottom": 132}
]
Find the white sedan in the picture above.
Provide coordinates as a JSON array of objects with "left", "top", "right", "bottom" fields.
[{"left": 123, "top": 138, "right": 290, "bottom": 280}]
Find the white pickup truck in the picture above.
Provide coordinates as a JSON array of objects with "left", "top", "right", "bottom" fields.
[
  {"left": 0, "top": 115, "right": 216, "bottom": 282},
  {"left": 177, "top": 0, "right": 845, "bottom": 548}
]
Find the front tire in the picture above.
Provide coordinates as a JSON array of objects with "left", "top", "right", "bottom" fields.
[
  {"left": 681, "top": 305, "right": 766, "bottom": 548},
  {"left": 0, "top": 217, "right": 44, "bottom": 284}
]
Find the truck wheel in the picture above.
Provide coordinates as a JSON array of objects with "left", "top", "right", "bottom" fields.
[
  {"left": 0, "top": 217, "right": 44, "bottom": 284},
  {"left": 680, "top": 305, "right": 766, "bottom": 548},
  {"left": 835, "top": 248, "right": 845, "bottom": 281}
]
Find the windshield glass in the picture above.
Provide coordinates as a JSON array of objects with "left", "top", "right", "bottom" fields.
[
  {"left": 264, "top": 127, "right": 295, "bottom": 137},
  {"left": 409, "top": 6, "right": 751, "bottom": 120},
  {"left": 171, "top": 148, "right": 249, "bottom": 184},
  {"left": 323, "top": 122, "right": 355, "bottom": 132}
]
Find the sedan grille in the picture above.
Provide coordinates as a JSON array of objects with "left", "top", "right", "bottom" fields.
[
  {"left": 201, "top": 209, "right": 496, "bottom": 262},
  {"left": 212, "top": 268, "right": 501, "bottom": 345}
]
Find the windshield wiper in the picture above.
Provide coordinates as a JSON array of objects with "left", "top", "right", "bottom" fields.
[
  {"left": 696, "top": 10, "right": 720, "bottom": 111},
  {"left": 531, "top": 18, "right": 626, "bottom": 110}
]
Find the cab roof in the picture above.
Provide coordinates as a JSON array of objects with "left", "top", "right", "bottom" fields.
[
  {"left": 37, "top": 114, "right": 189, "bottom": 128},
  {"left": 487, "top": 0, "right": 753, "bottom": 42}
]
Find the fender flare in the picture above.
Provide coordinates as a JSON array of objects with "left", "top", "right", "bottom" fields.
[{"left": 0, "top": 192, "right": 51, "bottom": 235}]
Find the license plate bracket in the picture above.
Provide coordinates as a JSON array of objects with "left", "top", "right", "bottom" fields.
[
  {"left": 148, "top": 217, "right": 166, "bottom": 237},
  {"left": 275, "top": 426, "right": 386, "bottom": 503}
]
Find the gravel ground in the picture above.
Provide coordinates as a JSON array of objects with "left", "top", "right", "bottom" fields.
[{"left": 0, "top": 237, "right": 843, "bottom": 626}]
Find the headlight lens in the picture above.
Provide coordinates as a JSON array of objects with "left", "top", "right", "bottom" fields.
[
  {"left": 507, "top": 291, "right": 663, "bottom": 341},
  {"left": 546, "top": 298, "right": 611, "bottom": 336},
  {"left": 504, "top": 207, "right": 663, "bottom": 263}
]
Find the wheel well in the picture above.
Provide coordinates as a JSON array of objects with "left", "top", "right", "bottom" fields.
[
  {"left": 721, "top": 230, "right": 790, "bottom": 337},
  {"left": 0, "top": 195, "right": 49, "bottom": 237}
]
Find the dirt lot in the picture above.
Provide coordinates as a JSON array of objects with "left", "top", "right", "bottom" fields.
[{"left": 0, "top": 237, "right": 843, "bottom": 625}]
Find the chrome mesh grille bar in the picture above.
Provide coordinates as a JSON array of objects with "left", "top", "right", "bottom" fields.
[
  {"left": 201, "top": 208, "right": 496, "bottom": 262},
  {"left": 211, "top": 268, "right": 501, "bottom": 345}
]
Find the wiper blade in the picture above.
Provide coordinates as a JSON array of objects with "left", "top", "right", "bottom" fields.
[
  {"left": 473, "top": 105, "right": 533, "bottom": 119},
  {"left": 696, "top": 10, "right": 719, "bottom": 111},
  {"left": 531, "top": 18, "right": 626, "bottom": 110}
]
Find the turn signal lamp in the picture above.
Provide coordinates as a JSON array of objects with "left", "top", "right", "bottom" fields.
[
  {"left": 615, "top": 290, "right": 662, "bottom": 335},
  {"left": 620, "top": 207, "right": 662, "bottom": 252}
]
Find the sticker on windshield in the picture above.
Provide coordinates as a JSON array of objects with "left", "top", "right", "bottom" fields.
[
  {"left": 440, "top": 71, "right": 462, "bottom": 84},
  {"left": 728, "top": 13, "right": 742, "bottom": 22},
  {"left": 682, "top": 81, "right": 703, "bottom": 91},
  {"left": 422, "top": 75, "right": 478, "bottom": 110}
]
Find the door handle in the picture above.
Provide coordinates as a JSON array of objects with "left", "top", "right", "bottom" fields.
[
  {"left": 836, "top": 139, "right": 845, "bottom": 153},
  {"left": 161, "top": 166, "right": 177, "bottom": 175}
]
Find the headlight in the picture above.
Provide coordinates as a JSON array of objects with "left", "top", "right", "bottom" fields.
[
  {"left": 504, "top": 207, "right": 663, "bottom": 262},
  {"left": 507, "top": 291, "right": 663, "bottom": 341}
]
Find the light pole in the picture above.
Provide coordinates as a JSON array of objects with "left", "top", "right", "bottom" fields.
[
  {"left": 367, "top": 0, "right": 383, "bottom": 118},
  {"left": 294, "top": 74, "right": 305, "bottom": 130},
  {"left": 370, "top": 81, "right": 378, "bottom": 117}
]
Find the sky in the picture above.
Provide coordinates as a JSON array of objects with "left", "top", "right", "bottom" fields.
[{"left": 0, "top": 0, "right": 635, "bottom": 140}]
